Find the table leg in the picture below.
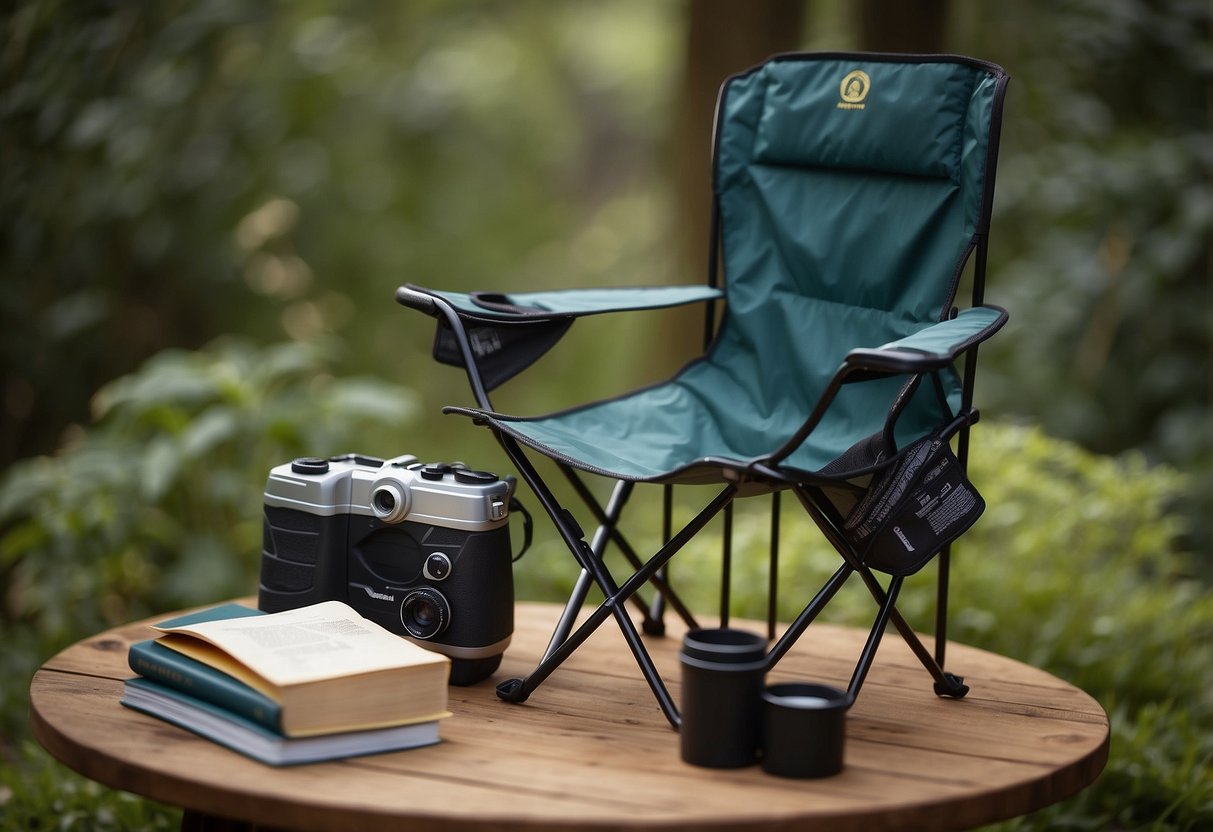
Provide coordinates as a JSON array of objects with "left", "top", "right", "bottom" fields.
[{"left": 180, "top": 809, "right": 292, "bottom": 832}]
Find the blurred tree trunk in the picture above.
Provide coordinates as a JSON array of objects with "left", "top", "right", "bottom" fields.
[
  {"left": 672, "top": 0, "right": 805, "bottom": 352},
  {"left": 855, "top": 0, "right": 949, "bottom": 53},
  {"left": 671, "top": 0, "right": 950, "bottom": 351}
]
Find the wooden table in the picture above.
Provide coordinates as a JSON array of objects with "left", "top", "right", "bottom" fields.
[{"left": 30, "top": 600, "right": 1108, "bottom": 832}]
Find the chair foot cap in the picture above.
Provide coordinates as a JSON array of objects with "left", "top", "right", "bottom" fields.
[
  {"left": 641, "top": 618, "right": 666, "bottom": 637},
  {"left": 934, "top": 672, "right": 970, "bottom": 698},
  {"left": 495, "top": 678, "right": 529, "bottom": 703}
]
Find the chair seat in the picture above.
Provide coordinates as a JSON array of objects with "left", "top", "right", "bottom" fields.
[{"left": 448, "top": 352, "right": 950, "bottom": 484}]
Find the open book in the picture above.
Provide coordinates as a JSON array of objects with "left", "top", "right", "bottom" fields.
[{"left": 145, "top": 600, "right": 450, "bottom": 736}]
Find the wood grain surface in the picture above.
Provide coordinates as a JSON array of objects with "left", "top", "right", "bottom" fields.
[{"left": 30, "top": 599, "right": 1108, "bottom": 831}]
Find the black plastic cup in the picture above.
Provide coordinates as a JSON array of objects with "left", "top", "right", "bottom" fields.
[
  {"left": 678, "top": 627, "right": 768, "bottom": 768},
  {"left": 761, "top": 682, "right": 852, "bottom": 778}
]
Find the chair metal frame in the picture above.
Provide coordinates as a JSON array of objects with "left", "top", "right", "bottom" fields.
[{"left": 397, "top": 51, "right": 1010, "bottom": 729}]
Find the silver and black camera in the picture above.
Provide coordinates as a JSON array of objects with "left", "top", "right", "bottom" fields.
[{"left": 257, "top": 453, "right": 515, "bottom": 685}]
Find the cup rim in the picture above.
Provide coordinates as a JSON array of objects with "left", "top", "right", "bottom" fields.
[
  {"left": 681, "top": 627, "right": 767, "bottom": 664},
  {"left": 763, "top": 682, "right": 852, "bottom": 710}
]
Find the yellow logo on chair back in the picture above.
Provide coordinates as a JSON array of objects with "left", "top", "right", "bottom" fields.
[{"left": 838, "top": 69, "right": 870, "bottom": 110}]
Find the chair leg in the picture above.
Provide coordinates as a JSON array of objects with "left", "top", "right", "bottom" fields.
[
  {"left": 720, "top": 501, "right": 733, "bottom": 627},
  {"left": 542, "top": 567, "right": 592, "bottom": 663},
  {"left": 560, "top": 468, "right": 700, "bottom": 632},
  {"left": 538, "top": 478, "right": 623, "bottom": 662},
  {"left": 935, "top": 544, "right": 952, "bottom": 667},
  {"left": 790, "top": 485, "right": 970, "bottom": 699},
  {"left": 846, "top": 574, "right": 904, "bottom": 699},
  {"left": 646, "top": 485, "right": 676, "bottom": 633},
  {"left": 767, "top": 492, "right": 781, "bottom": 641},
  {"left": 494, "top": 432, "right": 737, "bottom": 728},
  {"left": 856, "top": 564, "right": 970, "bottom": 698},
  {"left": 763, "top": 562, "right": 853, "bottom": 669},
  {"left": 576, "top": 477, "right": 652, "bottom": 623},
  {"left": 542, "top": 477, "right": 678, "bottom": 658}
]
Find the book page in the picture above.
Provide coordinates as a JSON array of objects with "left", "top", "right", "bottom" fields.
[
  {"left": 150, "top": 635, "right": 283, "bottom": 700},
  {"left": 153, "top": 600, "right": 447, "bottom": 688}
]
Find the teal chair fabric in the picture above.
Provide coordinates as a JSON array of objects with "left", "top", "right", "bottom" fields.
[
  {"left": 398, "top": 52, "right": 1010, "bottom": 724},
  {"left": 418, "top": 54, "right": 1007, "bottom": 484}
]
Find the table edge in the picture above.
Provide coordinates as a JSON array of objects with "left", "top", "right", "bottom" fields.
[{"left": 28, "top": 601, "right": 1112, "bottom": 832}]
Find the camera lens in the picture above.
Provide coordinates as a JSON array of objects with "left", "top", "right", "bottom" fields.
[
  {"left": 400, "top": 588, "right": 450, "bottom": 640},
  {"left": 370, "top": 481, "right": 409, "bottom": 523}
]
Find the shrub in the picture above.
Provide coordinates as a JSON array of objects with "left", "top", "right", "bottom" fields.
[
  {"left": 1, "top": 337, "right": 417, "bottom": 829},
  {"left": 3, "top": 347, "right": 1208, "bottom": 830}
]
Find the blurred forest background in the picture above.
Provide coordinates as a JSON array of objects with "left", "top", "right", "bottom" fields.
[{"left": 2, "top": 0, "right": 1210, "bottom": 830}]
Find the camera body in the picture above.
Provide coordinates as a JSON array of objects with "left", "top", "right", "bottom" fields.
[{"left": 258, "top": 453, "right": 515, "bottom": 685}]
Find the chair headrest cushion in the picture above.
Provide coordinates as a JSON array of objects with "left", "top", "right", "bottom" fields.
[{"left": 751, "top": 58, "right": 982, "bottom": 182}]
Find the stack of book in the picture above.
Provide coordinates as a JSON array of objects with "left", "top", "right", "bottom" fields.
[{"left": 121, "top": 600, "right": 451, "bottom": 766}]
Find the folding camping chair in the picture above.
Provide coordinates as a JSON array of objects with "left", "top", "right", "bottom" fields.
[{"left": 397, "top": 52, "right": 1010, "bottom": 729}]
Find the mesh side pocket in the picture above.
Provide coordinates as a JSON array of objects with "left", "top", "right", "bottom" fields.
[
  {"left": 433, "top": 317, "right": 573, "bottom": 391},
  {"left": 843, "top": 435, "right": 984, "bottom": 576}
]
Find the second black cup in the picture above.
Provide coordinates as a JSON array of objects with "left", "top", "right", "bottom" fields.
[
  {"left": 761, "top": 682, "right": 852, "bottom": 778},
  {"left": 678, "top": 627, "right": 768, "bottom": 768}
]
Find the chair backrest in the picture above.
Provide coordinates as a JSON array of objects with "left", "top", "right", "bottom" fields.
[{"left": 704, "top": 53, "right": 1008, "bottom": 471}]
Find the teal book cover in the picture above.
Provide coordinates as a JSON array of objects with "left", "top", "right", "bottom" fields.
[
  {"left": 153, "top": 601, "right": 265, "bottom": 629},
  {"left": 126, "top": 602, "right": 282, "bottom": 733}
]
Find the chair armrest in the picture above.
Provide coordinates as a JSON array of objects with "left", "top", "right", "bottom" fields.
[
  {"left": 844, "top": 305, "right": 1008, "bottom": 376},
  {"left": 396, "top": 285, "right": 440, "bottom": 315},
  {"left": 766, "top": 306, "right": 1007, "bottom": 468},
  {"left": 395, "top": 283, "right": 725, "bottom": 402},
  {"left": 397, "top": 284, "right": 723, "bottom": 321}
]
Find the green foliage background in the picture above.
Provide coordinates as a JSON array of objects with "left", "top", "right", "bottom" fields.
[{"left": 1, "top": 0, "right": 1210, "bottom": 830}]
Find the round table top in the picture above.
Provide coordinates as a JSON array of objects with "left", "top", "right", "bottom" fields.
[{"left": 30, "top": 599, "right": 1108, "bottom": 832}]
